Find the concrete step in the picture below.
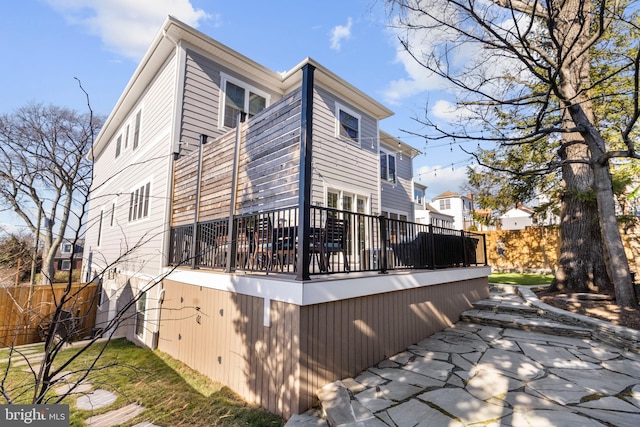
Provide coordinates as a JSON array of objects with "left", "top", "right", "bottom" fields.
[
  {"left": 460, "top": 309, "right": 592, "bottom": 338},
  {"left": 472, "top": 299, "right": 540, "bottom": 315}
]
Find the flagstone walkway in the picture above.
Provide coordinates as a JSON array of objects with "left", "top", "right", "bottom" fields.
[
  {"left": 5, "top": 339, "right": 158, "bottom": 427},
  {"left": 288, "top": 285, "right": 640, "bottom": 427}
]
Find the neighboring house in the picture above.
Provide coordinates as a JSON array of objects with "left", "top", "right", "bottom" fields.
[
  {"left": 83, "top": 16, "right": 489, "bottom": 419},
  {"left": 417, "top": 203, "right": 456, "bottom": 229},
  {"left": 53, "top": 239, "right": 84, "bottom": 273},
  {"left": 431, "top": 191, "right": 474, "bottom": 230},
  {"left": 379, "top": 131, "right": 421, "bottom": 222},
  {"left": 414, "top": 184, "right": 456, "bottom": 228},
  {"left": 500, "top": 205, "right": 536, "bottom": 230}
]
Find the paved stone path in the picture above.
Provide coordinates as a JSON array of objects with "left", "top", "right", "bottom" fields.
[
  {"left": 84, "top": 403, "right": 147, "bottom": 427},
  {"left": 3, "top": 340, "right": 154, "bottom": 427},
  {"left": 288, "top": 286, "right": 640, "bottom": 426}
]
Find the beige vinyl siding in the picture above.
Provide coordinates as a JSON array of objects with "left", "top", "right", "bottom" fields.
[
  {"left": 180, "top": 49, "right": 283, "bottom": 153},
  {"left": 158, "top": 276, "right": 488, "bottom": 419},
  {"left": 84, "top": 53, "right": 177, "bottom": 283},
  {"left": 381, "top": 143, "right": 416, "bottom": 221},
  {"left": 310, "top": 86, "right": 379, "bottom": 213}
]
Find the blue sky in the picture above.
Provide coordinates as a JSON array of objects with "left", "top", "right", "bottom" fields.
[{"left": 0, "top": 0, "right": 473, "bottom": 233}]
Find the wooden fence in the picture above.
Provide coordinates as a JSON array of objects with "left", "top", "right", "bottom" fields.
[
  {"left": 484, "top": 224, "right": 640, "bottom": 276},
  {"left": 0, "top": 282, "right": 99, "bottom": 348}
]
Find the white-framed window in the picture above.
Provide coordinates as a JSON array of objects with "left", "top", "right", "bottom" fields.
[
  {"left": 109, "top": 202, "right": 115, "bottom": 227},
  {"left": 326, "top": 188, "right": 369, "bottom": 214},
  {"left": 335, "top": 103, "right": 360, "bottom": 143},
  {"left": 439, "top": 199, "right": 451, "bottom": 210},
  {"left": 380, "top": 150, "right": 396, "bottom": 183},
  {"left": 115, "top": 134, "right": 122, "bottom": 158},
  {"left": 128, "top": 181, "right": 151, "bottom": 222},
  {"left": 61, "top": 242, "right": 72, "bottom": 254},
  {"left": 96, "top": 209, "right": 104, "bottom": 247},
  {"left": 132, "top": 110, "right": 141, "bottom": 150},
  {"left": 124, "top": 124, "right": 130, "bottom": 149},
  {"left": 135, "top": 290, "right": 147, "bottom": 339},
  {"left": 218, "top": 73, "right": 270, "bottom": 129},
  {"left": 60, "top": 259, "right": 71, "bottom": 271}
]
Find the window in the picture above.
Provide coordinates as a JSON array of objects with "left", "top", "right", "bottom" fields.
[
  {"left": 133, "top": 110, "right": 141, "bottom": 150},
  {"left": 61, "top": 243, "right": 72, "bottom": 254},
  {"left": 335, "top": 104, "right": 360, "bottom": 143},
  {"left": 439, "top": 199, "right": 451, "bottom": 210},
  {"left": 97, "top": 210, "right": 104, "bottom": 247},
  {"left": 109, "top": 202, "right": 116, "bottom": 227},
  {"left": 115, "top": 134, "right": 122, "bottom": 158},
  {"left": 380, "top": 151, "right": 396, "bottom": 183},
  {"left": 135, "top": 290, "right": 147, "bottom": 338},
  {"left": 128, "top": 182, "right": 151, "bottom": 222},
  {"left": 124, "top": 124, "right": 130, "bottom": 149},
  {"left": 60, "top": 259, "right": 71, "bottom": 271},
  {"left": 220, "top": 74, "right": 269, "bottom": 128}
]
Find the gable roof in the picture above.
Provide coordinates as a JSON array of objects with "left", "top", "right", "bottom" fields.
[
  {"left": 432, "top": 191, "right": 471, "bottom": 201},
  {"left": 90, "top": 16, "right": 394, "bottom": 160}
]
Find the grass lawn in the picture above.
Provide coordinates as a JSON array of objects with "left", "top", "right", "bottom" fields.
[
  {"left": 489, "top": 272, "right": 554, "bottom": 286},
  {"left": 0, "top": 339, "right": 284, "bottom": 426}
]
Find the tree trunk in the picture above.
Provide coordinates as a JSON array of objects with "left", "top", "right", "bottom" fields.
[
  {"left": 551, "top": 0, "right": 636, "bottom": 307},
  {"left": 550, "top": 126, "right": 612, "bottom": 294}
]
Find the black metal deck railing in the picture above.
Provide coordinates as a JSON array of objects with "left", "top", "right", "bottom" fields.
[{"left": 168, "top": 205, "right": 487, "bottom": 278}]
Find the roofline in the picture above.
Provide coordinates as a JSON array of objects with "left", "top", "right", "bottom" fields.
[
  {"left": 432, "top": 191, "right": 471, "bottom": 201},
  {"left": 281, "top": 58, "right": 394, "bottom": 120},
  {"left": 379, "top": 130, "right": 421, "bottom": 157},
  {"left": 90, "top": 16, "right": 396, "bottom": 159}
]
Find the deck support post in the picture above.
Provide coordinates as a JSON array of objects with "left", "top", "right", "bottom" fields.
[
  {"left": 226, "top": 112, "right": 246, "bottom": 273},
  {"left": 190, "top": 134, "right": 208, "bottom": 269},
  {"left": 429, "top": 224, "right": 436, "bottom": 269},
  {"left": 296, "top": 63, "right": 315, "bottom": 281},
  {"left": 378, "top": 215, "right": 388, "bottom": 274}
]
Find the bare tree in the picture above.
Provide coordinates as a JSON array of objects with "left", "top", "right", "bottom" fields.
[
  {"left": 0, "top": 232, "right": 33, "bottom": 286},
  {"left": 0, "top": 85, "right": 183, "bottom": 406},
  {"left": 386, "top": 0, "right": 639, "bottom": 306},
  {"left": 0, "top": 102, "right": 102, "bottom": 286}
]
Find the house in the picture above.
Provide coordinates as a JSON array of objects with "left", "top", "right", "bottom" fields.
[
  {"left": 379, "top": 131, "right": 421, "bottom": 221},
  {"left": 431, "top": 191, "right": 474, "bottom": 230},
  {"left": 417, "top": 203, "right": 456, "bottom": 229},
  {"left": 82, "top": 16, "right": 489, "bottom": 419},
  {"left": 53, "top": 239, "right": 84, "bottom": 273},
  {"left": 500, "top": 205, "right": 536, "bottom": 230},
  {"left": 414, "top": 183, "right": 455, "bottom": 228}
]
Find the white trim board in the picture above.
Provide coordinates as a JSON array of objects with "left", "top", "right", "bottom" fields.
[{"left": 164, "top": 266, "right": 492, "bottom": 306}]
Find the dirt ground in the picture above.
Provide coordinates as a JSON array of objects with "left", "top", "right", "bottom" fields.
[{"left": 535, "top": 288, "right": 640, "bottom": 330}]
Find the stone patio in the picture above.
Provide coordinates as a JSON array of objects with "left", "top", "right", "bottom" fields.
[{"left": 288, "top": 285, "right": 640, "bottom": 426}]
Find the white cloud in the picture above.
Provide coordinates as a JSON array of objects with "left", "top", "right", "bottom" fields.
[
  {"left": 330, "top": 17, "right": 353, "bottom": 51},
  {"left": 416, "top": 164, "right": 469, "bottom": 200},
  {"left": 430, "top": 99, "right": 476, "bottom": 122},
  {"left": 45, "top": 0, "right": 211, "bottom": 60},
  {"left": 382, "top": 1, "right": 525, "bottom": 109}
]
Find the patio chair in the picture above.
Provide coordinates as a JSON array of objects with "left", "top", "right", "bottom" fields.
[
  {"left": 321, "top": 217, "right": 350, "bottom": 272},
  {"left": 252, "top": 216, "right": 275, "bottom": 270},
  {"left": 233, "top": 219, "right": 253, "bottom": 269},
  {"left": 274, "top": 224, "right": 296, "bottom": 272}
]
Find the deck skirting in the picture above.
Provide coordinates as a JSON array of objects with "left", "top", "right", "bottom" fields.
[{"left": 157, "top": 269, "right": 489, "bottom": 419}]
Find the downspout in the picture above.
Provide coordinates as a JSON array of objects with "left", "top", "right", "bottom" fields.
[
  {"left": 156, "top": 38, "right": 185, "bottom": 350},
  {"left": 296, "top": 63, "right": 315, "bottom": 281}
]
